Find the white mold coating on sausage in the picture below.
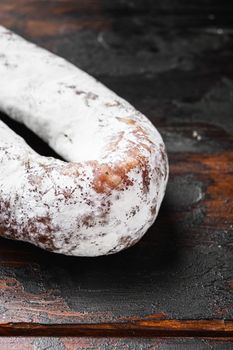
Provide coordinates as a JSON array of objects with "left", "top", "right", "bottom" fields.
[{"left": 0, "top": 26, "right": 168, "bottom": 256}]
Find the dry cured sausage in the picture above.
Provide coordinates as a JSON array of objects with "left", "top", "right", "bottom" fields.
[{"left": 0, "top": 26, "right": 168, "bottom": 256}]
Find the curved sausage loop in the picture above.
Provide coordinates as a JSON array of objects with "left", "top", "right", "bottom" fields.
[{"left": 0, "top": 26, "right": 168, "bottom": 256}]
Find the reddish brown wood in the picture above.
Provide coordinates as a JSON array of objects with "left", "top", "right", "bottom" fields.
[
  {"left": 0, "top": 0, "right": 110, "bottom": 39},
  {"left": 0, "top": 320, "right": 232, "bottom": 337}
]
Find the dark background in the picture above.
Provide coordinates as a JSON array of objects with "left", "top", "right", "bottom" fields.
[{"left": 0, "top": 1, "right": 232, "bottom": 348}]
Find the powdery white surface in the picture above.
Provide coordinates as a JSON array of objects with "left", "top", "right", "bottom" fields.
[{"left": 0, "top": 26, "right": 169, "bottom": 256}]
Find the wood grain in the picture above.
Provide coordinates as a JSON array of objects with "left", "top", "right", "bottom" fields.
[
  {"left": 0, "top": 320, "right": 233, "bottom": 337},
  {"left": 0, "top": 0, "right": 232, "bottom": 343}
]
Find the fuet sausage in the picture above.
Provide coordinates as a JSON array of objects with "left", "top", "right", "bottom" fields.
[{"left": 0, "top": 26, "right": 168, "bottom": 256}]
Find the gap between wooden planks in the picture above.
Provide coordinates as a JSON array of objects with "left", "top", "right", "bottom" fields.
[{"left": 0, "top": 320, "right": 232, "bottom": 337}]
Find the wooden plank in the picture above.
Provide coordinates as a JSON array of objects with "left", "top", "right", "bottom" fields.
[
  {"left": 0, "top": 0, "right": 232, "bottom": 331},
  {"left": 0, "top": 320, "right": 233, "bottom": 337},
  {"left": 0, "top": 337, "right": 233, "bottom": 350},
  {"left": 0, "top": 150, "right": 232, "bottom": 324}
]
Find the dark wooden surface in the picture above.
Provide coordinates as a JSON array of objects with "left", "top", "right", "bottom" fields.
[
  {"left": 0, "top": 337, "right": 233, "bottom": 350},
  {"left": 0, "top": 0, "right": 233, "bottom": 347}
]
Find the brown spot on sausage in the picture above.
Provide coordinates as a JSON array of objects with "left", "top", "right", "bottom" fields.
[
  {"left": 104, "top": 131, "right": 125, "bottom": 155},
  {"left": 151, "top": 205, "right": 157, "bottom": 216},
  {"left": 90, "top": 161, "right": 134, "bottom": 194},
  {"left": 105, "top": 100, "right": 122, "bottom": 107},
  {"left": 117, "top": 117, "right": 136, "bottom": 125},
  {"left": 81, "top": 214, "right": 95, "bottom": 228}
]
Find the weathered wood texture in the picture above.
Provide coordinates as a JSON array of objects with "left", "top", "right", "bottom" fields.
[
  {"left": 0, "top": 320, "right": 233, "bottom": 337},
  {"left": 0, "top": 337, "right": 233, "bottom": 350},
  {"left": 0, "top": 0, "right": 232, "bottom": 342}
]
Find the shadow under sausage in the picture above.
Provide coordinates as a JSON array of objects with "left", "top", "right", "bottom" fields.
[
  {"left": 0, "top": 191, "right": 182, "bottom": 290},
  {"left": 54, "top": 193, "right": 182, "bottom": 284},
  {"left": 0, "top": 111, "right": 183, "bottom": 307},
  {"left": 0, "top": 111, "right": 63, "bottom": 160}
]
